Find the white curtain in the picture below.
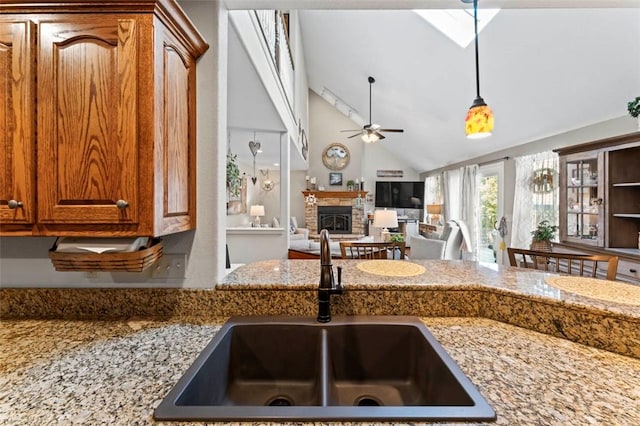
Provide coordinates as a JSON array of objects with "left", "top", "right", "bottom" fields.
[
  {"left": 442, "top": 169, "right": 461, "bottom": 222},
  {"left": 511, "top": 151, "right": 559, "bottom": 249},
  {"left": 460, "top": 165, "right": 479, "bottom": 260},
  {"left": 424, "top": 175, "right": 440, "bottom": 222},
  {"left": 441, "top": 166, "right": 478, "bottom": 259}
]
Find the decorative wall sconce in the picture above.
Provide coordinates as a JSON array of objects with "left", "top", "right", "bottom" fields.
[{"left": 260, "top": 169, "right": 274, "bottom": 191}]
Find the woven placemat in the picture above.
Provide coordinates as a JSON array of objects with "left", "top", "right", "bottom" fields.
[
  {"left": 357, "top": 260, "right": 426, "bottom": 277},
  {"left": 545, "top": 276, "right": 640, "bottom": 306}
]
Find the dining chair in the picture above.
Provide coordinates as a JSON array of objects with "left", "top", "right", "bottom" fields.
[
  {"left": 339, "top": 241, "right": 406, "bottom": 260},
  {"left": 507, "top": 247, "right": 619, "bottom": 281}
]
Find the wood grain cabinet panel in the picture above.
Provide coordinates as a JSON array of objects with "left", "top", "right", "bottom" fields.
[
  {"left": 37, "top": 17, "right": 140, "bottom": 229},
  {"left": 0, "top": 20, "right": 36, "bottom": 234},
  {"left": 0, "top": 1, "right": 208, "bottom": 237}
]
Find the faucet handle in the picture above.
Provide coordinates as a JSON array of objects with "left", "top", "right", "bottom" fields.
[{"left": 334, "top": 266, "right": 343, "bottom": 294}]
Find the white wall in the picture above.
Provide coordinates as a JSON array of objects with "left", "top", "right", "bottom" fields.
[
  {"left": 422, "top": 115, "right": 638, "bottom": 252},
  {"left": 304, "top": 90, "right": 420, "bottom": 226}
]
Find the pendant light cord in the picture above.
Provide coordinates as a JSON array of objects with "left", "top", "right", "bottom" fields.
[
  {"left": 368, "top": 78, "right": 372, "bottom": 126},
  {"left": 473, "top": 0, "right": 481, "bottom": 99}
]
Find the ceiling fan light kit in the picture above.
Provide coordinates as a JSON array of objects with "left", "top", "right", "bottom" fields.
[
  {"left": 341, "top": 76, "right": 404, "bottom": 143},
  {"left": 464, "top": 0, "right": 494, "bottom": 139}
]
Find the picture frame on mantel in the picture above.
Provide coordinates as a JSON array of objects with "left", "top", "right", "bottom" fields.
[{"left": 329, "top": 172, "right": 343, "bottom": 186}]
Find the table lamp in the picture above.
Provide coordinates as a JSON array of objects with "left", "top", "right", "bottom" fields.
[
  {"left": 427, "top": 204, "right": 442, "bottom": 225},
  {"left": 373, "top": 209, "right": 398, "bottom": 242},
  {"left": 250, "top": 205, "right": 265, "bottom": 227}
]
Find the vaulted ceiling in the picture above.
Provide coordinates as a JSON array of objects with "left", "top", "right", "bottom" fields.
[
  {"left": 225, "top": 1, "right": 640, "bottom": 173},
  {"left": 298, "top": 6, "right": 640, "bottom": 172}
]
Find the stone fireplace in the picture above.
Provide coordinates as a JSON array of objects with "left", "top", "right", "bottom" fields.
[
  {"left": 303, "top": 191, "right": 366, "bottom": 237},
  {"left": 317, "top": 206, "right": 352, "bottom": 234}
]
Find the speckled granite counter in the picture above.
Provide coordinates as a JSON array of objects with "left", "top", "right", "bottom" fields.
[
  {"left": 2, "top": 260, "right": 640, "bottom": 359},
  {"left": 1, "top": 317, "right": 639, "bottom": 425},
  {"left": 2, "top": 259, "right": 640, "bottom": 424}
]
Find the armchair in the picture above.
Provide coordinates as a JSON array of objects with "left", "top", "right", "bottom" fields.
[
  {"left": 288, "top": 216, "right": 309, "bottom": 241},
  {"left": 410, "top": 220, "right": 471, "bottom": 260}
]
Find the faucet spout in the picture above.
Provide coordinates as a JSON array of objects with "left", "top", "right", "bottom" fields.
[{"left": 317, "top": 229, "right": 342, "bottom": 323}]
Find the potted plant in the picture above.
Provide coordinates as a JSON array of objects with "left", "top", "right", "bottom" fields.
[
  {"left": 390, "top": 233, "right": 405, "bottom": 243},
  {"left": 346, "top": 179, "right": 355, "bottom": 191},
  {"left": 226, "top": 151, "right": 241, "bottom": 199},
  {"left": 627, "top": 96, "right": 640, "bottom": 129},
  {"left": 530, "top": 220, "right": 558, "bottom": 252}
]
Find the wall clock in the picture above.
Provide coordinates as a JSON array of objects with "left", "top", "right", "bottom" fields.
[{"left": 322, "top": 143, "right": 350, "bottom": 171}]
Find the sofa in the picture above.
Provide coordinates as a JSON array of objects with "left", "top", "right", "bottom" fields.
[
  {"left": 274, "top": 216, "right": 309, "bottom": 241},
  {"left": 410, "top": 220, "right": 471, "bottom": 260}
]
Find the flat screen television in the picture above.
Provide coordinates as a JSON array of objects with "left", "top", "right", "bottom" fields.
[{"left": 375, "top": 181, "right": 424, "bottom": 208}]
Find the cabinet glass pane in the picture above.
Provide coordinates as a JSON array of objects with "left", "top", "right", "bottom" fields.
[{"left": 565, "top": 158, "right": 599, "bottom": 242}]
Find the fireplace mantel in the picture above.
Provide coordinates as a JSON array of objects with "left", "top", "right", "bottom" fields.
[
  {"left": 303, "top": 191, "right": 367, "bottom": 235},
  {"left": 302, "top": 191, "right": 367, "bottom": 199}
]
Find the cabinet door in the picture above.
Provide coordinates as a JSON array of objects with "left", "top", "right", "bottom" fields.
[
  {"left": 37, "top": 17, "right": 141, "bottom": 232},
  {"left": 0, "top": 20, "right": 36, "bottom": 234},
  {"left": 560, "top": 152, "right": 605, "bottom": 246}
]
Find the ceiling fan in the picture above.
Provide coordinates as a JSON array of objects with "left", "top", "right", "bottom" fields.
[{"left": 341, "top": 76, "right": 404, "bottom": 143}]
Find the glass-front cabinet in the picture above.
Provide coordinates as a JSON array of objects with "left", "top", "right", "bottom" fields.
[
  {"left": 560, "top": 152, "right": 605, "bottom": 247},
  {"left": 556, "top": 132, "right": 640, "bottom": 284}
]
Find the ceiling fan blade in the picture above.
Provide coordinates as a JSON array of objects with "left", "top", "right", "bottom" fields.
[
  {"left": 375, "top": 132, "right": 386, "bottom": 140},
  {"left": 340, "top": 129, "right": 362, "bottom": 132},
  {"left": 347, "top": 132, "right": 362, "bottom": 139},
  {"left": 378, "top": 128, "right": 404, "bottom": 133}
]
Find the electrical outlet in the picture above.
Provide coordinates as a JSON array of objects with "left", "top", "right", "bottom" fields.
[{"left": 151, "top": 253, "right": 187, "bottom": 279}]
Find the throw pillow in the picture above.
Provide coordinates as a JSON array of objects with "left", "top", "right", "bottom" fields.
[
  {"left": 272, "top": 217, "right": 280, "bottom": 228},
  {"left": 290, "top": 216, "right": 298, "bottom": 231},
  {"left": 289, "top": 224, "right": 296, "bottom": 234}
]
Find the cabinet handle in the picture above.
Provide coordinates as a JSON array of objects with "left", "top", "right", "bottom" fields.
[
  {"left": 630, "top": 269, "right": 637, "bottom": 273},
  {"left": 116, "top": 199, "right": 129, "bottom": 209},
  {"left": 7, "top": 200, "right": 23, "bottom": 209},
  {"left": 594, "top": 198, "right": 603, "bottom": 205}
]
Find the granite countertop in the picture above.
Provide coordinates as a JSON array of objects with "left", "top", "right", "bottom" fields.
[
  {"left": 220, "top": 259, "right": 640, "bottom": 318},
  {"left": 1, "top": 317, "right": 639, "bottom": 425},
  {"left": 1, "top": 259, "right": 640, "bottom": 424}
]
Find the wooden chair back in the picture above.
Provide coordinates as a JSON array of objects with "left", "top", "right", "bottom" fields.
[
  {"left": 507, "top": 247, "right": 619, "bottom": 281},
  {"left": 340, "top": 241, "right": 406, "bottom": 260}
]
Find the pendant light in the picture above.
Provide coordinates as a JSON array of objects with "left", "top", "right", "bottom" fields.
[{"left": 464, "top": 0, "right": 494, "bottom": 139}]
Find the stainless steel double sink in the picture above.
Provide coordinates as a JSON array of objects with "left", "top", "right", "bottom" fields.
[{"left": 154, "top": 316, "right": 495, "bottom": 422}]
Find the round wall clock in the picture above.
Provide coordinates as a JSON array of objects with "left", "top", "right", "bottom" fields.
[{"left": 322, "top": 143, "right": 350, "bottom": 171}]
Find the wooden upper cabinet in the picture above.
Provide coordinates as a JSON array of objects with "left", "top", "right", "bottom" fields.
[
  {"left": 0, "top": 1, "right": 208, "bottom": 237},
  {"left": 37, "top": 17, "right": 141, "bottom": 232},
  {"left": 0, "top": 20, "right": 36, "bottom": 234}
]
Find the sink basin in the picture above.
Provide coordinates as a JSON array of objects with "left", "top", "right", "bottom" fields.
[{"left": 154, "top": 316, "right": 496, "bottom": 422}]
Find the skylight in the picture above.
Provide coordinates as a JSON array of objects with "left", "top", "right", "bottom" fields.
[{"left": 414, "top": 8, "right": 500, "bottom": 48}]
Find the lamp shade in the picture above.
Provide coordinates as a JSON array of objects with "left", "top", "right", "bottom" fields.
[
  {"left": 426, "top": 204, "right": 442, "bottom": 215},
  {"left": 249, "top": 205, "right": 265, "bottom": 217},
  {"left": 465, "top": 97, "right": 494, "bottom": 139},
  {"left": 361, "top": 132, "right": 380, "bottom": 143},
  {"left": 373, "top": 209, "right": 398, "bottom": 229}
]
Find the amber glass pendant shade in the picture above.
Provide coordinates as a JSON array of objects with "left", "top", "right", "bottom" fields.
[{"left": 465, "top": 97, "right": 494, "bottom": 139}]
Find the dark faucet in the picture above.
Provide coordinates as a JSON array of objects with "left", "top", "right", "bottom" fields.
[{"left": 317, "top": 229, "right": 342, "bottom": 323}]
